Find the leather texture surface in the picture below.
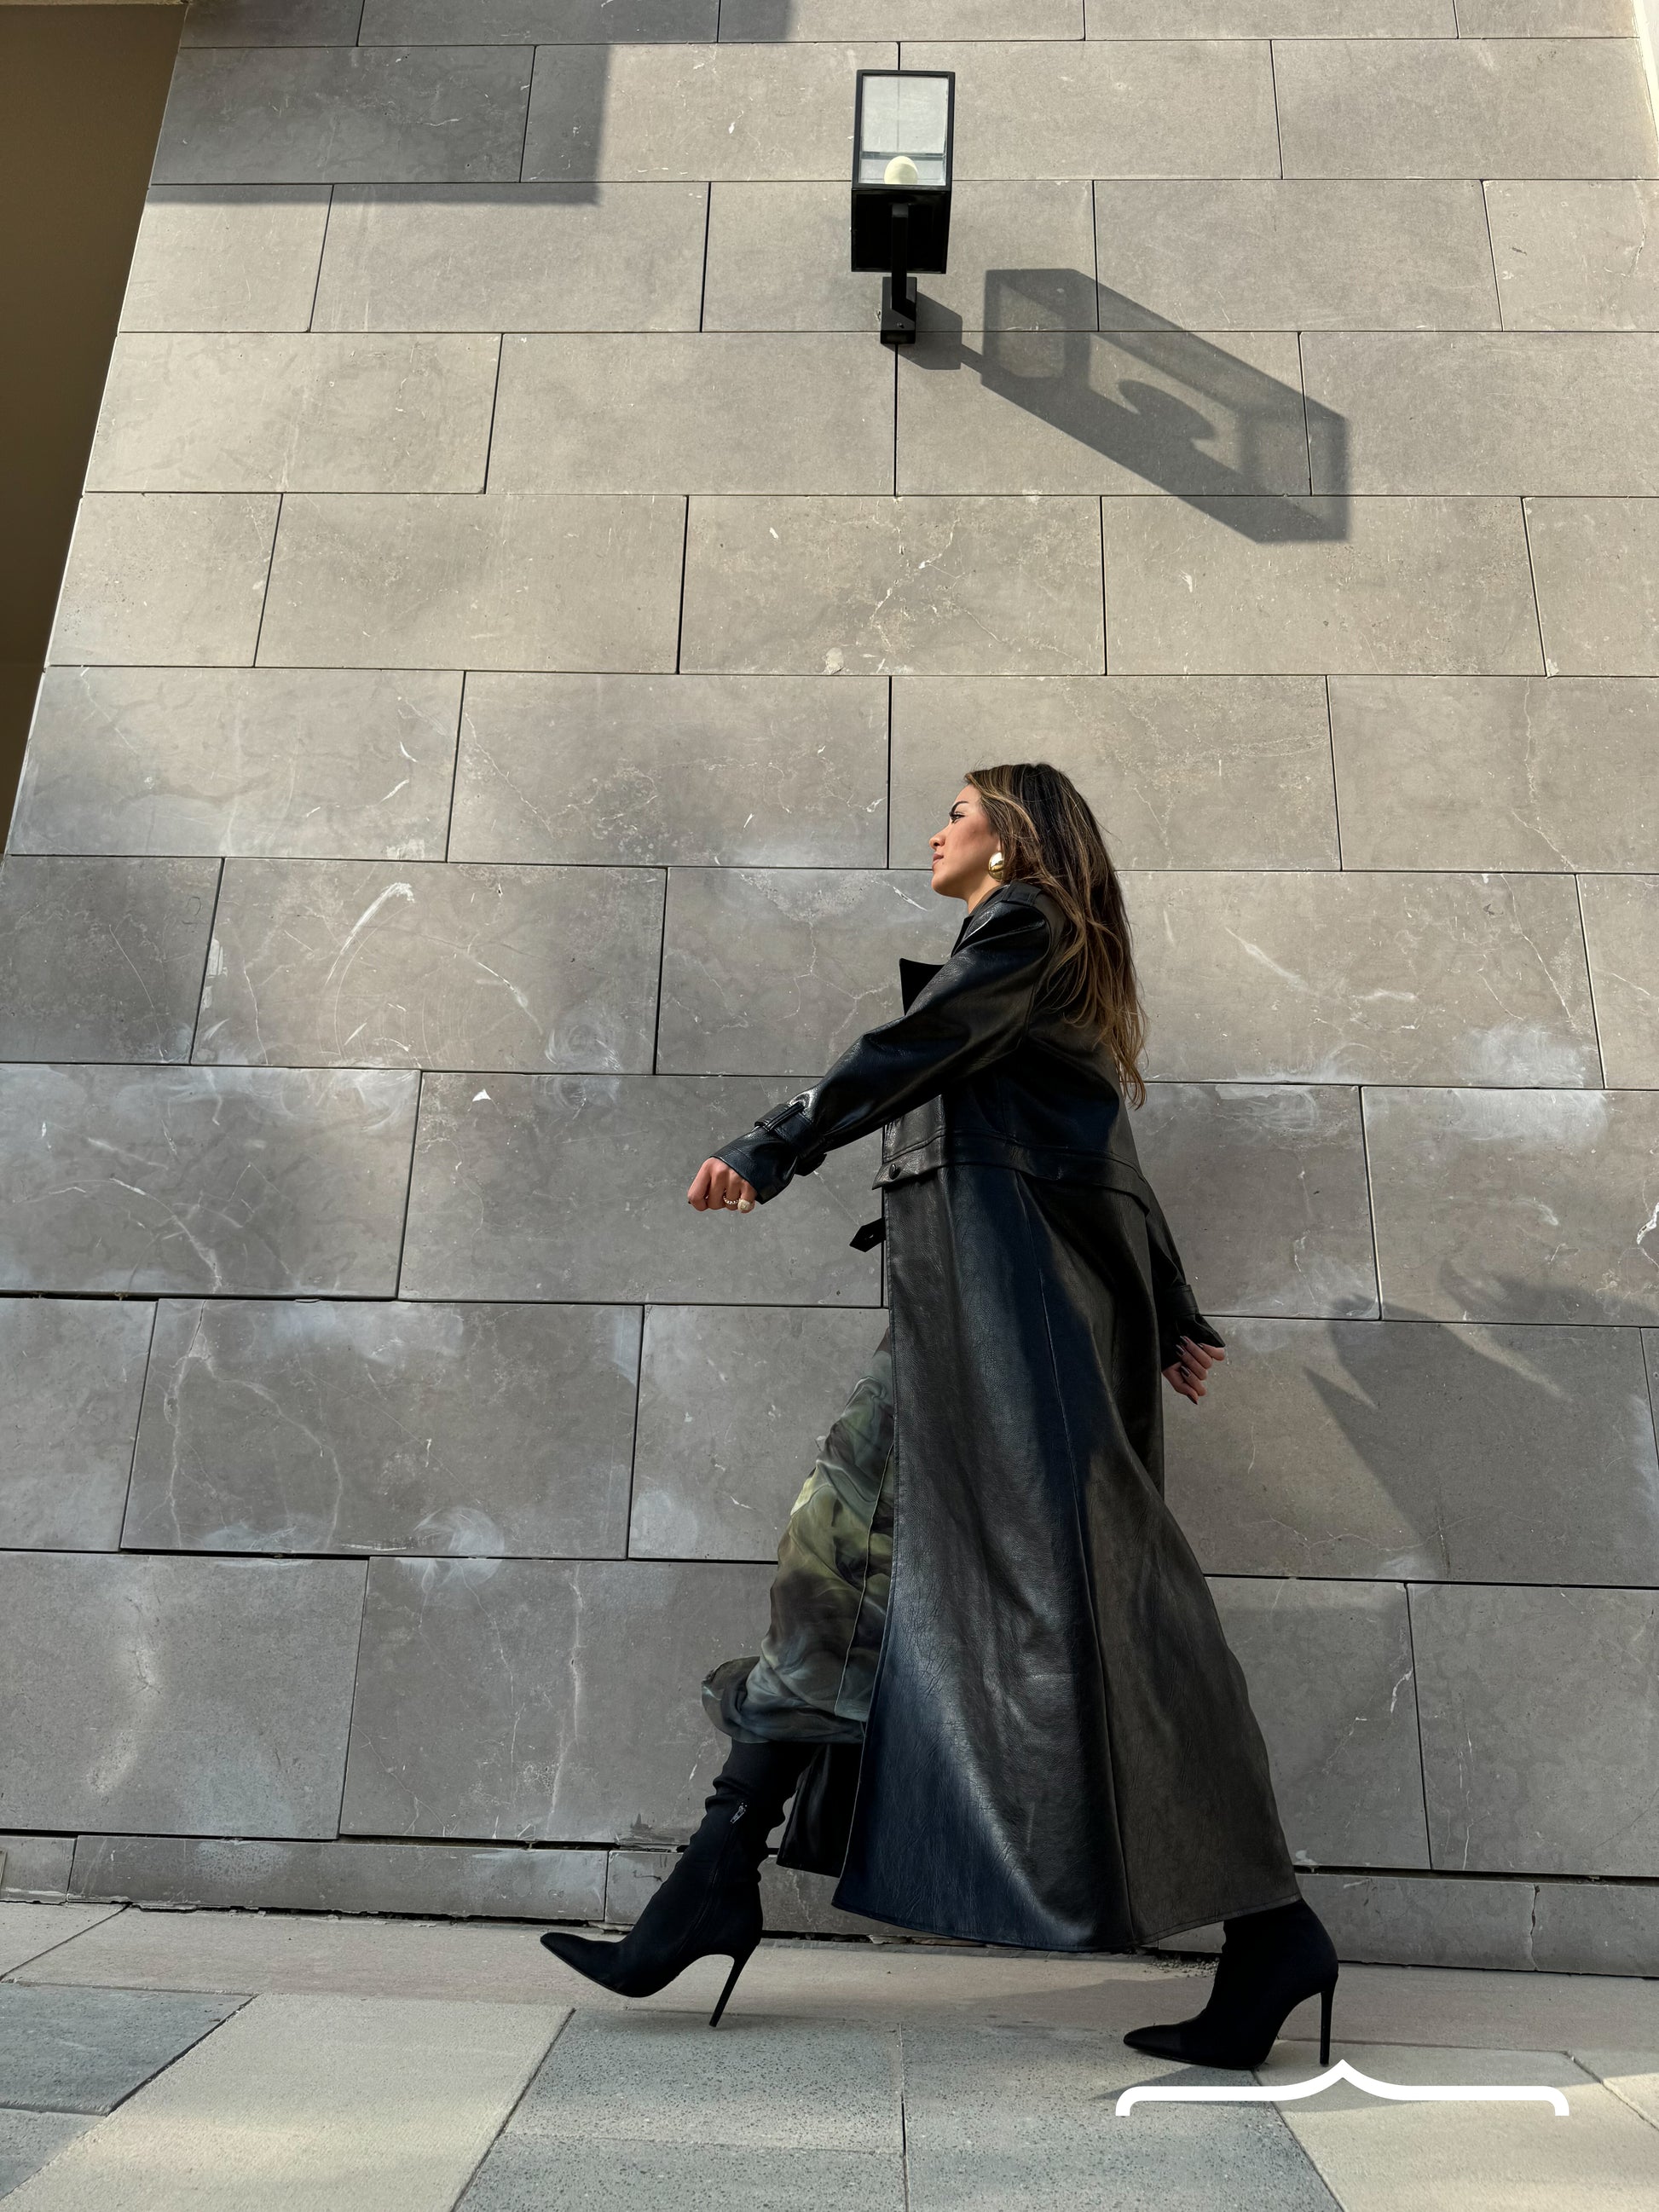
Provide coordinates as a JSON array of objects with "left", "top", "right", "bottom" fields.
[{"left": 717, "top": 882, "right": 1297, "bottom": 1949}]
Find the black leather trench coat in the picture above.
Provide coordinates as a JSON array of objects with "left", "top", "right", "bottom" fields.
[{"left": 714, "top": 881, "right": 1301, "bottom": 1949}]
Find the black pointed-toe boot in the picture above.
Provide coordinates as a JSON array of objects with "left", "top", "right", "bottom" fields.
[
  {"left": 540, "top": 1740, "right": 812, "bottom": 2026},
  {"left": 1124, "top": 1897, "right": 1339, "bottom": 2070}
]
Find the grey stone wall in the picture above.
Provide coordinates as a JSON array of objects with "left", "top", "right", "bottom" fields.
[{"left": 2, "top": 0, "right": 1657, "bottom": 1974}]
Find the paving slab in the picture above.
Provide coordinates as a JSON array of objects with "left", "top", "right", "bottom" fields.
[
  {"left": 1579, "top": 875, "right": 1659, "bottom": 1086},
  {"left": 363, "top": 1, "right": 718, "bottom": 34},
  {"left": 182, "top": 0, "right": 366, "bottom": 41},
  {"left": 460, "top": 2136, "right": 905, "bottom": 2212},
  {"left": 1259, "top": 2041, "right": 1659, "bottom": 2212},
  {"left": 0, "top": 1992, "right": 564, "bottom": 2212},
  {"left": 723, "top": 0, "right": 1080, "bottom": 31},
  {"left": 501, "top": 2008, "right": 902, "bottom": 2150},
  {"left": 1526, "top": 497, "right": 1659, "bottom": 677},
  {"left": 901, "top": 2020, "right": 1338, "bottom": 2211},
  {"left": 0, "top": 1907, "right": 124, "bottom": 1981},
  {"left": 1573, "top": 2049, "right": 1659, "bottom": 2128},
  {"left": 1084, "top": 0, "right": 1451, "bottom": 24},
  {"left": 0, "top": 1985, "right": 242, "bottom": 2115},
  {"left": 0, "top": 2114, "right": 92, "bottom": 2202}
]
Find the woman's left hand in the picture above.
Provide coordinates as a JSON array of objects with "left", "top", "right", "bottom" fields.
[
  {"left": 687, "top": 1158, "right": 758, "bottom": 1214},
  {"left": 1163, "top": 1337, "right": 1225, "bottom": 1405}
]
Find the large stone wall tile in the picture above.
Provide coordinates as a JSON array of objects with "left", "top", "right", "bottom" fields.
[
  {"left": 1130, "top": 869, "right": 1600, "bottom": 1088},
  {"left": 125, "top": 1299, "right": 639, "bottom": 1557},
  {"left": 1580, "top": 878, "right": 1659, "bottom": 1088},
  {"left": 725, "top": 0, "right": 1080, "bottom": 31},
  {"left": 1411, "top": 1582, "right": 1659, "bottom": 1875},
  {"left": 361, "top": 2, "right": 715, "bottom": 36},
  {"left": 0, "top": 1301, "right": 154, "bottom": 1552},
  {"left": 0, "top": 858, "right": 219, "bottom": 1065},
  {"left": 1329, "top": 677, "right": 1659, "bottom": 872},
  {"left": 0, "top": 1066, "right": 417, "bottom": 1297},
  {"left": 681, "top": 495, "right": 1104, "bottom": 676},
  {"left": 898, "top": 328, "right": 1309, "bottom": 497},
  {"left": 703, "top": 182, "right": 1098, "bottom": 334},
  {"left": 341, "top": 1556, "right": 776, "bottom": 1841},
  {"left": 1459, "top": 0, "right": 1628, "bottom": 25},
  {"left": 489, "top": 336, "right": 892, "bottom": 495},
  {"left": 1485, "top": 181, "right": 1659, "bottom": 332},
  {"left": 69, "top": 1834, "right": 607, "bottom": 1921},
  {"left": 657, "top": 868, "right": 953, "bottom": 1076},
  {"left": 1165, "top": 1317, "right": 1659, "bottom": 1585},
  {"left": 1095, "top": 179, "right": 1499, "bottom": 331},
  {"left": 119, "top": 187, "right": 330, "bottom": 333},
  {"left": 1527, "top": 498, "right": 1659, "bottom": 677},
  {"left": 1295, "top": 1871, "right": 1537, "bottom": 1974},
  {"left": 1101, "top": 495, "right": 1541, "bottom": 676},
  {"left": 400, "top": 1074, "right": 882, "bottom": 1304},
  {"left": 900, "top": 40, "right": 1279, "bottom": 178},
  {"left": 1365, "top": 1086, "right": 1659, "bottom": 1324},
  {"left": 1133, "top": 1083, "right": 1379, "bottom": 1319},
  {"left": 154, "top": 47, "right": 535, "bottom": 187},
  {"left": 257, "top": 494, "right": 685, "bottom": 673},
  {"left": 449, "top": 673, "right": 887, "bottom": 867},
  {"left": 1086, "top": 1, "right": 1452, "bottom": 24},
  {"left": 47, "top": 494, "right": 278, "bottom": 668},
  {"left": 183, "top": 0, "right": 366, "bottom": 40},
  {"left": 1531, "top": 1883, "right": 1659, "bottom": 1976},
  {"left": 10, "top": 667, "right": 461, "bottom": 863},
  {"left": 0, "top": 1834, "right": 75, "bottom": 1902},
  {"left": 87, "top": 334, "right": 500, "bottom": 496},
  {"left": 0, "top": 1552, "right": 367, "bottom": 1838},
  {"left": 196, "top": 860, "right": 663, "bottom": 1072},
  {"left": 311, "top": 184, "right": 708, "bottom": 333},
  {"left": 891, "top": 675, "right": 1338, "bottom": 869},
  {"left": 1275, "top": 37, "right": 1657, "bottom": 179},
  {"left": 1209, "top": 1578, "right": 1431, "bottom": 1868},
  {"left": 522, "top": 42, "right": 895, "bottom": 183},
  {"left": 1304, "top": 334, "right": 1659, "bottom": 496},
  {"left": 630, "top": 1304, "right": 889, "bottom": 1561}
]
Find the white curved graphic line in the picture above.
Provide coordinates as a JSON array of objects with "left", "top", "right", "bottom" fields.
[{"left": 1115, "top": 2059, "right": 1569, "bottom": 2117}]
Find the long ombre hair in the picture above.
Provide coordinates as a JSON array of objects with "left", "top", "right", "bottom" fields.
[{"left": 966, "top": 761, "right": 1147, "bottom": 1106}]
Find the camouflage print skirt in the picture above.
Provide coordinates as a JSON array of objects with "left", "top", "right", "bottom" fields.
[{"left": 702, "top": 1327, "right": 895, "bottom": 1746}]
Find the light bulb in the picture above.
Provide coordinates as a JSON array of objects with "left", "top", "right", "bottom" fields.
[{"left": 883, "top": 155, "right": 920, "bottom": 187}]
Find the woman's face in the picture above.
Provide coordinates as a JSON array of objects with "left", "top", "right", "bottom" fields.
[{"left": 929, "top": 784, "right": 1001, "bottom": 903}]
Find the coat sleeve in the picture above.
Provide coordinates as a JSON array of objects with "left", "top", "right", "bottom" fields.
[
  {"left": 1140, "top": 1181, "right": 1228, "bottom": 1371},
  {"left": 713, "top": 893, "right": 1052, "bottom": 1204}
]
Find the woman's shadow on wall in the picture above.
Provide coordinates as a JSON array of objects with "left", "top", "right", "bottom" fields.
[{"left": 916, "top": 270, "right": 1349, "bottom": 544}]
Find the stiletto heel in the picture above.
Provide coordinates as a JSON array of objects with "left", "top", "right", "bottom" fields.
[
  {"left": 540, "top": 1741, "right": 808, "bottom": 2015},
  {"left": 1124, "top": 1897, "right": 1339, "bottom": 2071},
  {"left": 708, "top": 1943, "right": 755, "bottom": 2028}
]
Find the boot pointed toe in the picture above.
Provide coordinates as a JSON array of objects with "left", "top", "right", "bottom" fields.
[
  {"left": 539, "top": 1929, "right": 625, "bottom": 1986},
  {"left": 1123, "top": 2021, "right": 1190, "bottom": 2060}
]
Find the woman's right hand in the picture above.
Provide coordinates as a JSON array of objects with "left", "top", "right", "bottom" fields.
[
  {"left": 687, "top": 1158, "right": 758, "bottom": 1214},
  {"left": 1163, "top": 1337, "right": 1225, "bottom": 1405}
]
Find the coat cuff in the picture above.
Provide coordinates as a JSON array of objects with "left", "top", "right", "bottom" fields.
[
  {"left": 1158, "top": 1281, "right": 1226, "bottom": 1371},
  {"left": 714, "top": 1092, "right": 825, "bottom": 1203}
]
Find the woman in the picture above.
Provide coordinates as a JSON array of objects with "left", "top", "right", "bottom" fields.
[{"left": 543, "top": 763, "right": 1338, "bottom": 2069}]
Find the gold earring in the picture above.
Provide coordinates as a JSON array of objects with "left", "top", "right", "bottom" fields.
[{"left": 988, "top": 851, "right": 1005, "bottom": 876}]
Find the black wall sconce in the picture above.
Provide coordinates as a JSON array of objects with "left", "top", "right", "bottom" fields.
[{"left": 851, "top": 69, "right": 954, "bottom": 348}]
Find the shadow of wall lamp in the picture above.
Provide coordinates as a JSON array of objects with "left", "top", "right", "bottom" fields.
[{"left": 851, "top": 69, "right": 954, "bottom": 348}]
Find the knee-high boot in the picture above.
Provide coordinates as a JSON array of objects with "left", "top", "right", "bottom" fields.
[
  {"left": 1124, "top": 1896, "right": 1340, "bottom": 2070},
  {"left": 540, "top": 1740, "right": 812, "bottom": 2025}
]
